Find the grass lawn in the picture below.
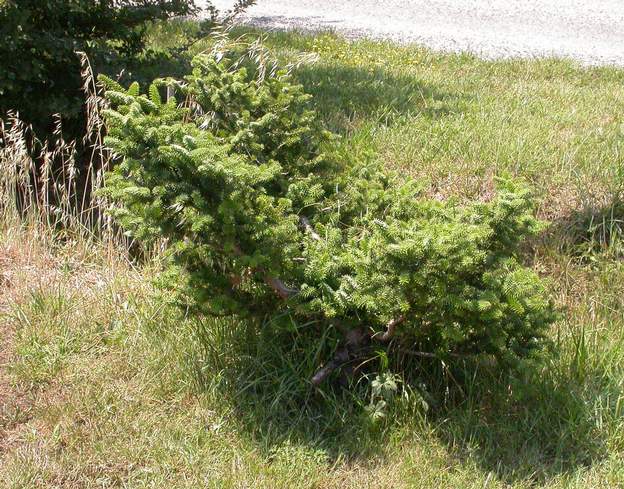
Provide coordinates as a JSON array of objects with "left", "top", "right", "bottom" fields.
[{"left": 2, "top": 27, "right": 624, "bottom": 488}]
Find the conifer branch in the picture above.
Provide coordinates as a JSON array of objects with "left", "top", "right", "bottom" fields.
[
  {"left": 258, "top": 214, "right": 324, "bottom": 299},
  {"left": 231, "top": 244, "right": 299, "bottom": 299}
]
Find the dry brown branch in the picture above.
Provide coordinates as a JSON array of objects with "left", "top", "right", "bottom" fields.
[
  {"left": 300, "top": 216, "right": 321, "bottom": 241},
  {"left": 264, "top": 276, "right": 299, "bottom": 299},
  {"left": 373, "top": 315, "right": 406, "bottom": 343},
  {"left": 311, "top": 328, "right": 368, "bottom": 386}
]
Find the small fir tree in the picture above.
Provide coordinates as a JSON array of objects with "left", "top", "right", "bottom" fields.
[{"left": 100, "top": 52, "right": 556, "bottom": 385}]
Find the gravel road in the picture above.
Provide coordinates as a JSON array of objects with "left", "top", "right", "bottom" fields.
[{"left": 205, "top": 0, "right": 624, "bottom": 66}]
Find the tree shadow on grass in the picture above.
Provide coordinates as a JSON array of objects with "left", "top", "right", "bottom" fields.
[
  {"left": 290, "top": 63, "right": 463, "bottom": 133},
  {"left": 189, "top": 316, "right": 612, "bottom": 485},
  {"left": 539, "top": 197, "right": 624, "bottom": 260},
  {"left": 416, "top": 356, "right": 611, "bottom": 484},
  {"left": 232, "top": 25, "right": 463, "bottom": 131},
  {"left": 190, "top": 317, "right": 386, "bottom": 459}
]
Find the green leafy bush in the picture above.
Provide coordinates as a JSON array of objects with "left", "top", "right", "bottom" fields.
[
  {"left": 0, "top": 0, "right": 199, "bottom": 134},
  {"left": 100, "top": 52, "right": 556, "bottom": 385}
]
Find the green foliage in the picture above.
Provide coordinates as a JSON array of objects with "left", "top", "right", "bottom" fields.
[
  {"left": 100, "top": 51, "right": 557, "bottom": 379},
  {"left": 0, "top": 0, "right": 198, "bottom": 133},
  {"left": 365, "top": 372, "right": 401, "bottom": 422}
]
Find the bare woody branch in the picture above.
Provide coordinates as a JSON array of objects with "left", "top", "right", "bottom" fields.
[
  {"left": 373, "top": 315, "right": 406, "bottom": 343},
  {"left": 264, "top": 275, "right": 299, "bottom": 299},
  {"left": 300, "top": 216, "right": 321, "bottom": 241},
  {"left": 310, "top": 348, "right": 350, "bottom": 386},
  {"left": 310, "top": 328, "right": 368, "bottom": 387}
]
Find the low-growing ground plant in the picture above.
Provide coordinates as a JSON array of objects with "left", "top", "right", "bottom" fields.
[{"left": 100, "top": 48, "right": 557, "bottom": 387}]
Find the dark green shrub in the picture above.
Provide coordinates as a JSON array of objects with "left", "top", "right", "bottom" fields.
[
  {"left": 100, "top": 52, "right": 556, "bottom": 386},
  {"left": 0, "top": 0, "right": 199, "bottom": 134}
]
